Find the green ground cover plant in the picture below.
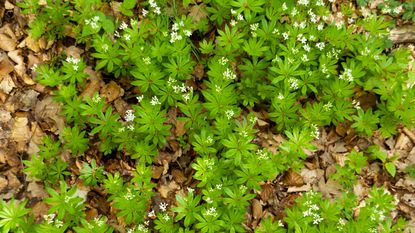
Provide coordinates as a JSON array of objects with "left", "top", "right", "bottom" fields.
[{"left": 4, "top": 0, "right": 415, "bottom": 232}]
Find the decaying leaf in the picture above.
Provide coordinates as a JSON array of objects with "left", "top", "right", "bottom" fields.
[
  {"left": 11, "top": 115, "right": 30, "bottom": 142},
  {"left": 0, "top": 34, "right": 16, "bottom": 51},
  {"left": 282, "top": 169, "right": 304, "bottom": 187},
  {"left": 252, "top": 199, "right": 263, "bottom": 220},
  {"left": 0, "top": 75, "right": 16, "bottom": 94},
  {"left": 0, "top": 55, "right": 14, "bottom": 76},
  {"left": 101, "top": 81, "right": 124, "bottom": 102},
  {"left": 158, "top": 180, "right": 180, "bottom": 198}
]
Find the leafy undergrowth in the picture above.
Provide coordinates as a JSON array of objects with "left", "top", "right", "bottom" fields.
[{"left": 2, "top": 0, "right": 415, "bottom": 232}]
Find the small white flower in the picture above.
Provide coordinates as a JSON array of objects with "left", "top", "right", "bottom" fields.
[
  {"left": 230, "top": 20, "right": 237, "bottom": 27},
  {"left": 148, "top": 210, "right": 156, "bottom": 218},
  {"left": 291, "top": 8, "right": 298, "bottom": 16},
  {"left": 298, "top": 0, "right": 309, "bottom": 6},
  {"left": 393, "top": 6, "right": 402, "bottom": 15},
  {"left": 44, "top": 214, "right": 56, "bottom": 224},
  {"left": 219, "top": 57, "right": 229, "bottom": 65},
  {"left": 316, "top": 0, "right": 324, "bottom": 6},
  {"left": 237, "top": 14, "right": 244, "bottom": 21},
  {"left": 231, "top": 9, "right": 237, "bottom": 15},
  {"left": 142, "top": 9, "right": 148, "bottom": 17},
  {"left": 300, "top": 21, "right": 307, "bottom": 29},
  {"left": 143, "top": 57, "right": 151, "bottom": 65},
  {"left": 282, "top": 32, "right": 289, "bottom": 40},
  {"left": 187, "top": 187, "right": 194, "bottom": 193},
  {"left": 303, "top": 44, "right": 311, "bottom": 52},
  {"left": 316, "top": 42, "right": 325, "bottom": 51},
  {"left": 55, "top": 219, "right": 63, "bottom": 228},
  {"left": 102, "top": 44, "right": 109, "bottom": 52},
  {"left": 282, "top": 3, "right": 288, "bottom": 11},
  {"left": 225, "top": 109, "right": 235, "bottom": 119},
  {"left": 124, "top": 34, "right": 131, "bottom": 41},
  {"left": 159, "top": 202, "right": 168, "bottom": 211},
  {"left": 30, "top": 64, "right": 38, "bottom": 72},
  {"left": 278, "top": 93, "right": 284, "bottom": 100},
  {"left": 119, "top": 21, "right": 128, "bottom": 30},
  {"left": 288, "top": 78, "right": 299, "bottom": 90},
  {"left": 223, "top": 68, "right": 237, "bottom": 80},
  {"left": 206, "top": 207, "right": 217, "bottom": 216},
  {"left": 136, "top": 95, "right": 144, "bottom": 102},
  {"left": 125, "top": 110, "right": 135, "bottom": 122},
  {"left": 250, "top": 23, "right": 259, "bottom": 31},
  {"left": 184, "top": 30, "right": 192, "bottom": 37},
  {"left": 163, "top": 214, "right": 170, "bottom": 221},
  {"left": 124, "top": 191, "right": 135, "bottom": 200},
  {"left": 150, "top": 96, "right": 161, "bottom": 105},
  {"left": 317, "top": 23, "right": 324, "bottom": 31},
  {"left": 301, "top": 54, "right": 309, "bottom": 62}
]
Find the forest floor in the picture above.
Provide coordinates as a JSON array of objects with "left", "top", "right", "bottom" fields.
[{"left": 1, "top": 0, "right": 415, "bottom": 232}]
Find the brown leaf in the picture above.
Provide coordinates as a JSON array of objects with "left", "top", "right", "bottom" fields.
[
  {"left": 175, "top": 119, "right": 187, "bottom": 137},
  {"left": 252, "top": 199, "right": 263, "bottom": 220},
  {"left": 158, "top": 181, "right": 180, "bottom": 198},
  {"left": 34, "top": 96, "right": 65, "bottom": 133},
  {"left": 100, "top": 81, "right": 124, "bottom": 102},
  {"left": 11, "top": 115, "right": 30, "bottom": 142},
  {"left": 0, "top": 55, "right": 14, "bottom": 76},
  {"left": 282, "top": 169, "right": 304, "bottom": 187},
  {"left": 287, "top": 184, "right": 311, "bottom": 193},
  {"left": 189, "top": 4, "right": 207, "bottom": 23},
  {"left": 172, "top": 169, "right": 187, "bottom": 184},
  {"left": 259, "top": 183, "right": 274, "bottom": 202},
  {"left": 31, "top": 201, "right": 49, "bottom": 219},
  {"left": 152, "top": 166, "right": 163, "bottom": 179},
  {"left": 0, "top": 34, "right": 16, "bottom": 51},
  {"left": 0, "top": 75, "right": 15, "bottom": 94},
  {"left": 0, "top": 176, "right": 8, "bottom": 192},
  {"left": 7, "top": 50, "right": 23, "bottom": 64},
  {"left": 24, "top": 36, "right": 40, "bottom": 53},
  {"left": 27, "top": 181, "right": 48, "bottom": 198}
]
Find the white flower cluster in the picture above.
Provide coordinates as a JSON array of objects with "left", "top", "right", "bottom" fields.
[
  {"left": 142, "top": 57, "right": 151, "bottom": 65},
  {"left": 124, "top": 189, "right": 135, "bottom": 200},
  {"left": 119, "top": 21, "right": 128, "bottom": 30},
  {"left": 352, "top": 99, "right": 361, "bottom": 110},
  {"left": 225, "top": 109, "right": 235, "bottom": 119},
  {"left": 316, "top": 42, "right": 325, "bottom": 51},
  {"left": 339, "top": 68, "right": 353, "bottom": 82},
  {"left": 250, "top": 23, "right": 259, "bottom": 37},
  {"left": 298, "top": 0, "right": 309, "bottom": 6},
  {"left": 159, "top": 202, "right": 168, "bottom": 211},
  {"left": 205, "top": 207, "right": 218, "bottom": 216},
  {"left": 256, "top": 149, "right": 269, "bottom": 160},
  {"left": 43, "top": 213, "right": 64, "bottom": 228},
  {"left": 149, "top": 0, "right": 161, "bottom": 15},
  {"left": 170, "top": 20, "right": 191, "bottom": 43},
  {"left": 223, "top": 68, "right": 237, "bottom": 80},
  {"left": 302, "top": 200, "right": 324, "bottom": 225},
  {"left": 337, "top": 218, "right": 347, "bottom": 231},
  {"left": 288, "top": 78, "right": 299, "bottom": 90},
  {"left": 136, "top": 95, "right": 144, "bottom": 103},
  {"left": 66, "top": 56, "right": 80, "bottom": 71},
  {"left": 85, "top": 16, "right": 100, "bottom": 30},
  {"left": 370, "top": 205, "right": 386, "bottom": 221},
  {"left": 150, "top": 96, "right": 161, "bottom": 105},
  {"left": 124, "top": 109, "right": 135, "bottom": 122},
  {"left": 323, "top": 101, "right": 332, "bottom": 111},
  {"left": 204, "top": 158, "right": 215, "bottom": 170},
  {"left": 167, "top": 77, "right": 193, "bottom": 101},
  {"left": 310, "top": 124, "right": 320, "bottom": 139}
]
